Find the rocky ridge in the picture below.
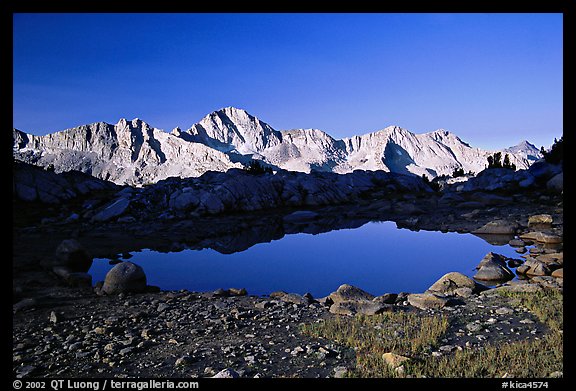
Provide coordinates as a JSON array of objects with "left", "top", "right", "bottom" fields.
[
  {"left": 14, "top": 118, "right": 243, "bottom": 187},
  {"left": 13, "top": 152, "right": 561, "bottom": 229},
  {"left": 13, "top": 107, "right": 541, "bottom": 186}
]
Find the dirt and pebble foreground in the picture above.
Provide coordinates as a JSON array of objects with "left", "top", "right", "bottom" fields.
[
  {"left": 13, "top": 288, "right": 354, "bottom": 378},
  {"left": 13, "top": 191, "right": 563, "bottom": 378},
  {"left": 12, "top": 275, "right": 561, "bottom": 378}
]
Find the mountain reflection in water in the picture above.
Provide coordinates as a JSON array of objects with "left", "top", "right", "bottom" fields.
[{"left": 90, "top": 220, "right": 521, "bottom": 297}]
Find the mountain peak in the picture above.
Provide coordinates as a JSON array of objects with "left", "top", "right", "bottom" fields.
[
  {"left": 116, "top": 117, "right": 138, "bottom": 124},
  {"left": 504, "top": 140, "right": 541, "bottom": 162},
  {"left": 186, "top": 106, "right": 281, "bottom": 154},
  {"left": 505, "top": 140, "right": 538, "bottom": 151},
  {"left": 514, "top": 140, "right": 537, "bottom": 149},
  {"left": 13, "top": 107, "right": 542, "bottom": 186},
  {"left": 219, "top": 106, "right": 247, "bottom": 113},
  {"left": 431, "top": 128, "right": 452, "bottom": 136},
  {"left": 429, "top": 129, "right": 459, "bottom": 139},
  {"left": 374, "top": 125, "right": 410, "bottom": 136},
  {"left": 427, "top": 128, "right": 471, "bottom": 147},
  {"left": 215, "top": 106, "right": 252, "bottom": 118},
  {"left": 202, "top": 106, "right": 261, "bottom": 126}
]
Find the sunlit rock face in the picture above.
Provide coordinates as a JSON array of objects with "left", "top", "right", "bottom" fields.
[
  {"left": 13, "top": 107, "right": 540, "bottom": 186},
  {"left": 13, "top": 118, "right": 243, "bottom": 186}
]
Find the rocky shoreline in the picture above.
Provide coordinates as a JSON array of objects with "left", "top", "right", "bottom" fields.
[
  {"left": 13, "top": 158, "right": 563, "bottom": 378},
  {"left": 11, "top": 275, "right": 560, "bottom": 379},
  {"left": 13, "top": 196, "right": 563, "bottom": 378}
]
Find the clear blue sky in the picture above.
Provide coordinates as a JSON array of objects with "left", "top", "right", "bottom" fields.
[{"left": 13, "top": 13, "right": 562, "bottom": 150}]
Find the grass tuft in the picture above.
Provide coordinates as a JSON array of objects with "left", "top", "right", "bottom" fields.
[
  {"left": 301, "top": 289, "right": 562, "bottom": 378},
  {"left": 301, "top": 311, "right": 448, "bottom": 377}
]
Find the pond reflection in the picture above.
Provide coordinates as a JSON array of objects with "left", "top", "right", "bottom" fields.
[{"left": 90, "top": 221, "right": 521, "bottom": 297}]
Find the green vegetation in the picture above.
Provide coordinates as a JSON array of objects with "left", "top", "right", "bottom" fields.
[
  {"left": 498, "top": 289, "right": 563, "bottom": 338},
  {"left": 421, "top": 174, "right": 441, "bottom": 192},
  {"left": 541, "top": 136, "right": 563, "bottom": 165},
  {"left": 451, "top": 168, "right": 475, "bottom": 177},
  {"left": 301, "top": 311, "right": 449, "bottom": 377},
  {"left": 452, "top": 167, "right": 465, "bottom": 177},
  {"left": 301, "top": 289, "right": 562, "bottom": 378},
  {"left": 244, "top": 160, "right": 273, "bottom": 175},
  {"left": 487, "top": 151, "right": 516, "bottom": 170},
  {"left": 408, "top": 289, "right": 562, "bottom": 377}
]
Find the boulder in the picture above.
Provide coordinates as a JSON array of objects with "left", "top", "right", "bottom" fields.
[
  {"left": 528, "top": 214, "right": 553, "bottom": 227},
  {"left": 518, "top": 174, "right": 536, "bottom": 188},
  {"left": 523, "top": 259, "right": 551, "bottom": 276},
  {"left": 508, "top": 258, "right": 524, "bottom": 268},
  {"left": 198, "top": 193, "right": 225, "bottom": 214},
  {"left": 526, "top": 262, "right": 551, "bottom": 277},
  {"left": 427, "top": 272, "right": 486, "bottom": 295},
  {"left": 92, "top": 197, "right": 131, "bottom": 222},
  {"left": 551, "top": 268, "right": 563, "bottom": 278},
  {"left": 326, "top": 284, "right": 389, "bottom": 316},
  {"left": 328, "top": 284, "right": 375, "bottom": 304},
  {"left": 329, "top": 300, "right": 393, "bottom": 316},
  {"left": 536, "top": 252, "right": 563, "bottom": 264},
  {"left": 520, "top": 231, "right": 563, "bottom": 244},
  {"left": 13, "top": 160, "right": 117, "bottom": 203},
  {"left": 395, "top": 292, "right": 410, "bottom": 304},
  {"left": 269, "top": 291, "right": 308, "bottom": 305},
  {"left": 476, "top": 252, "right": 508, "bottom": 268},
  {"left": 212, "top": 288, "right": 229, "bottom": 297},
  {"left": 228, "top": 287, "right": 247, "bottom": 296},
  {"left": 54, "top": 239, "right": 92, "bottom": 272},
  {"left": 102, "top": 262, "right": 147, "bottom": 295},
  {"left": 508, "top": 238, "right": 526, "bottom": 247},
  {"left": 546, "top": 173, "right": 563, "bottom": 192},
  {"left": 526, "top": 161, "right": 562, "bottom": 186},
  {"left": 472, "top": 220, "right": 519, "bottom": 235},
  {"left": 373, "top": 293, "right": 398, "bottom": 305},
  {"left": 516, "top": 264, "right": 530, "bottom": 275},
  {"left": 332, "top": 366, "right": 349, "bottom": 378},
  {"left": 174, "top": 355, "right": 193, "bottom": 367},
  {"left": 460, "top": 169, "right": 518, "bottom": 192},
  {"left": 473, "top": 252, "right": 514, "bottom": 281},
  {"left": 168, "top": 189, "right": 200, "bottom": 210},
  {"left": 407, "top": 293, "right": 450, "bottom": 310},
  {"left": 453, "top": 287, "right": 475, "bottom": 298}
]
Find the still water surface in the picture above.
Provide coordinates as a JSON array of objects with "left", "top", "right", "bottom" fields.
[{"left": 90, "top": 221, "right": 520, "bottom": 297}]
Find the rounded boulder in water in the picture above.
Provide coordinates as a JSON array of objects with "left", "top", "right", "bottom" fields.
[{"left": 102, "top": 261, "right": 147, "bottom": 295}]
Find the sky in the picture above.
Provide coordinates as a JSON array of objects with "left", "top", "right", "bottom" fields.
[{"left": 13, "top": 13, "right": 562, "bottom": 150}]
